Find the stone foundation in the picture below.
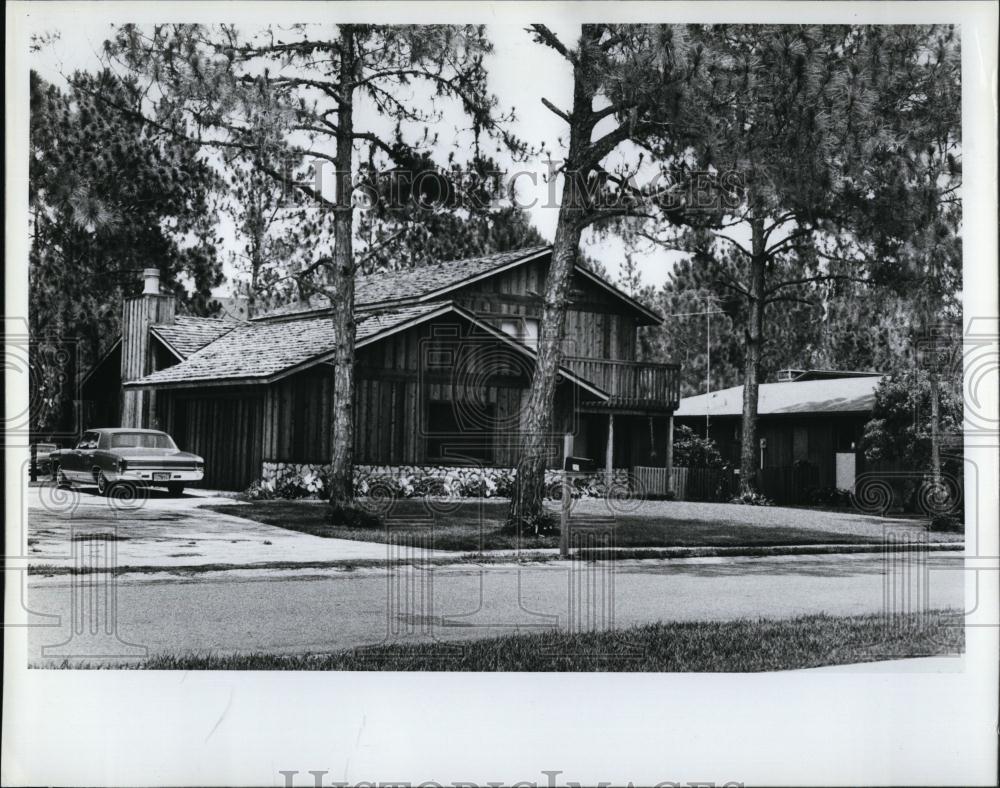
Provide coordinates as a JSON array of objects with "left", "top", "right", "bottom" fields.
[{"left": 259, "top": 461, "right": 631, "bottom": 498}]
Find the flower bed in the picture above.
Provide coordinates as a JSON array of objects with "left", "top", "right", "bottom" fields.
[{"left": 246, "top": 461, "right": 632, "bottom": 501}]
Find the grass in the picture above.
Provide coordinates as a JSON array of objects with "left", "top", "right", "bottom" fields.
[
  {"left": 205, "top": 500, "right": 885, "bottom": 552},
  {"left": 133, "top": 610, "right": 963, "bottom": 671}
]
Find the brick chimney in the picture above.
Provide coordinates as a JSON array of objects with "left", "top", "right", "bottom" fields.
[{"left": 120, "top": 268, "right": 175, "bottom": 427}]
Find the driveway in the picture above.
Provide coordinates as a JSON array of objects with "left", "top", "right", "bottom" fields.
[
  {"left": 24, "top": 483, "right": 425, "bottom": 570},
  {"left": 23, "top": 483, "right": 958, "bottom": 573}
]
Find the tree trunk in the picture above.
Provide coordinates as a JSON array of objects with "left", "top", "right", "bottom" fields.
[
  {"left": 929, "top": 368, "right": 942, "bottom": 488},
  {"left": 507, "top": 30, "right": 596, "bottom": 527},
  {"left": 508, "top": 217, "right": 584, "bottom": 525},
  {"left": 739, "top": 216, "right": 767, "bottom": 495},
  {"left": 327, "top": 29, "right": 357, "bottom": 507}
]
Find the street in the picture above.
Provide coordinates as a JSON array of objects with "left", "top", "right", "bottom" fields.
[{"left": 25, "top": 551, "right": 965, "bottom": 665}]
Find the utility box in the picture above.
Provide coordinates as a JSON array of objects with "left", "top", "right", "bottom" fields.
[{"left": 564, "top": 456, "right": 595, "bottom": 473}]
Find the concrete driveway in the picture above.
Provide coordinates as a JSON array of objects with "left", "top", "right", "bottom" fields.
[
  {"left": 24, "top": 482, "right": 958, "bottom": 573},
  {"left": 24, "top": 483, "right": 416, "bottom": 571}
]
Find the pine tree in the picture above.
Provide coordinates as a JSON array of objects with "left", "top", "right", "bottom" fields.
[
  {"left": 106, "top": 24, "right": 524, "bottom": 506},
  {"left": 633, "top": 24, "right": 961, "bottom": 493},
  {"left": 29, "top": 70, "right": 222, "bottom": 435}
]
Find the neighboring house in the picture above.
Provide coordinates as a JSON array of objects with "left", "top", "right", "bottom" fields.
[
  {"left": 673, "top": 370, "right": 885, "bottom": 499},
  {"left": 81, "top": 246, "right": 681, "bottom": 490}
]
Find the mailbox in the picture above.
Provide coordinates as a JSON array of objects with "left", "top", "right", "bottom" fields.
[{"left": 564, "top": 456, "right": 595, "bottom": 472}]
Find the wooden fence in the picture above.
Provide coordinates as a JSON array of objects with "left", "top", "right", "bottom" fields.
[
  {"left": 634, "top": 466, "right": 738, "bottom": 502},
  {"left": 634, "top": 464, "right": 822, "bottom": 504}
]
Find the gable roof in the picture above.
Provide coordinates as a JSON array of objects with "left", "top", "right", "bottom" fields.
[
  {"left": 253, "top": 245, "right": 662, "bottom": 325},
  {"left": 674, "top": 375, "right": 885, "bottom": 418},
  {"left": 126, "top": 300, "right": 608, "bottom": 399},
  {"left": 150, "top": 315, "right": 240, "bottom": 359},
  {"left": 128, "top": 303, "right": 444, "bottom": 388}
]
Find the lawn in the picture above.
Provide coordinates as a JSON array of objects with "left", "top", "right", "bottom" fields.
[
  {"left": 205, "top": 500, "right": 885, "bottom": 551},
  {"left": 137, "top": 610, "right": 964, "bottom": 671}
]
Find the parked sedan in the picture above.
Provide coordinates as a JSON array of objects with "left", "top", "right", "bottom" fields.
[
  {"left": 50, "top": 428, "right": 204, "bottom": 496},
  {"left": 30, "top": 442, "right": 59, "bottom": 477}
]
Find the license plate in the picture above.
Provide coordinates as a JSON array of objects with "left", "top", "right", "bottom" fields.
[{"left": 153, "top": 472, "right": 170, "bottom": 481}]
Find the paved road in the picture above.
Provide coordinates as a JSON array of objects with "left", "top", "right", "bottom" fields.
[{"left": 25, "top": 551, "right": 964, "bottom": 664}]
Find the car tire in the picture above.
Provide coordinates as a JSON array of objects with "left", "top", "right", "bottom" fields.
[
  {"left": 53, "top": 465, "right": 69, "bottom": 488},
  {"left": 96, "top": 470, "right": 111, "bottom": 496},
  {"left": 167, "top": 483, "right": 185, "bottom": 497}
]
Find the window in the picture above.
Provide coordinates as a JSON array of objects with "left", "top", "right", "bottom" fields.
[
  {"left": 111, "top": 432, "right": 177, "bottom": 450},
  {"left": 426, "top": 401, "right": 495, "bottom": 463},
  {"left": 498, "top": 317, "right": 539, "bottom": 349},
  {"left": 76, "top": 432, "right": 99, "bottom": 450}
]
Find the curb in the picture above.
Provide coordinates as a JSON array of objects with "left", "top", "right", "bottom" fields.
[{"left": 27, "top": 541, "right": 964, "bottom": 577}]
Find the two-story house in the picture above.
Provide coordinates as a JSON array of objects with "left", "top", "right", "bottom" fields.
[{"left": 81, "top": 246, "right": 680, "bottom": 490}]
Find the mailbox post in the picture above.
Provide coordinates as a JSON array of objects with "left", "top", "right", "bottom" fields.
[{"left": 560, "top": 433, "right": 573, "bottom": 558}]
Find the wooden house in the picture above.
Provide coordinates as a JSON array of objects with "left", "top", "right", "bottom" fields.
[
  {"left": 81, "top": 247, "right": 681, "bottom": 490},
  {"left": 673, "top": 370, "right": 885, "bottom": 501}
]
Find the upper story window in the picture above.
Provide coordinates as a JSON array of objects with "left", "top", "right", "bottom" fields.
[{"left": 499, "top": 317, "right": 539, "bottom": 350}]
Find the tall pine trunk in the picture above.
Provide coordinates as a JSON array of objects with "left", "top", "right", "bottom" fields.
[
  {"left": 507, "top": 42, "right": 592, "bottom": 527},
  {"left": 739, "top": 216, "right": 767, "bottom": 495},
  {"left": 327, "top": 30, "right": 357, "bottom": 506},
  {"left": 509, "top": 216, "right": 583, "bottom": 525},
  {"left": 929, "top": 367, "right": 942, "bottom": 488}
]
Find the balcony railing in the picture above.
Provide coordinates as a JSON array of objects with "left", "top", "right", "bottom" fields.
[{"left": 562, "top": 356, "right": 681, "bottom": 410}]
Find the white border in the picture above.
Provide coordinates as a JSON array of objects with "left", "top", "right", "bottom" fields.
[{"left": 4, "top": 3, "right": 998, "bottom": 787}]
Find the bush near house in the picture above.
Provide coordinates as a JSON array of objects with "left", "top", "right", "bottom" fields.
[
  {"left": 241, "top": 464, "right": 626, "bottom": 502},
  {"left": 672, "top": 424, "right": 727, "bottom": 469}
]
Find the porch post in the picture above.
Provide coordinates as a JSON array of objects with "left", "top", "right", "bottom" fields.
[
  {"left": 665, "top": 413, "right": 674, "bottom": 494},
  {"left": 605, "top": 412, "right": 614, "bottom": 488}
]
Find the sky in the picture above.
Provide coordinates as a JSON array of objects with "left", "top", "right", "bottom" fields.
[{"left": 29, "top": 20, "right": 690, "bottom": 297}]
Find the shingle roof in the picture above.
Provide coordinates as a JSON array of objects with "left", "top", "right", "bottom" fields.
[
  {"left": 257, "top": 246, "right": 552, "bottom": 319},
  {"left": 150, "top": 316, "right": 240, "bottom": 358},
  {"left": 674, "top": 375, "right": 885, "bottom": 418},
  {"left": 130, "top": 303, "right": 448, "bottom": 386}
]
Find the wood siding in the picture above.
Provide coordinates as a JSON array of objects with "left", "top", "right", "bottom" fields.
[
  {"left": 166, "top": 388, "right": 264, "bottom": 490},
  {"left": 451, "top": 260, "right": 640, "bottom": 362},
  {"left": 120, "top": 294, "right": 175, "bottom": 428},
  {"left": 676, "top": 413, "right": 867, "bottom": 489}
]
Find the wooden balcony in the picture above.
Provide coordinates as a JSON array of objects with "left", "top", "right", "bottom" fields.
[{"left": 562, "top": 356, "right": 681, "bottom": 412}]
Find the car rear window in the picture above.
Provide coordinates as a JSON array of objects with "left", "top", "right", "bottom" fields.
[{"left": 111, "top": 433, "right": 176, "bottom": 449}]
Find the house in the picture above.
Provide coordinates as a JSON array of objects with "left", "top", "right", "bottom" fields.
[
  {"left": 81, "top": 246, "right": 681, "bottom": 490},
  {"left": 673, "top": 369, "right": 886, "bottom": 501}
]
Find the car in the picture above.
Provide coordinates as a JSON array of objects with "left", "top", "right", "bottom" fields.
[
  {"left": 30, "top": 442, "right": 60, "bottom": 477},
  {"left": 49, "top": 428, "right": 204, "bottom": 496}
]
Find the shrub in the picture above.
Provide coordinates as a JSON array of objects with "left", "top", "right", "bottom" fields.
[
  {"left": 672, "top": 424, "right": 726, "bottom": 469},
  {"left": 729, "top": 490, "right": 774, "bottom": 506},
  {"left": 502, "top": 511, "right": 559, "bottom": 536},
  {"left": 327, "top": 503, "right": 383, "bottom": 529},
  {"left": 243, "top": 479, "right": 277, "bottom": 500},
  {"left": 806, "top": 486, "right": 853, "bottom": 508}
]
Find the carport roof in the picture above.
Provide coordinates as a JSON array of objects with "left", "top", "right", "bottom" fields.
[{"left": 674, "top": 375, "right": 886, "bottom": 417}]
